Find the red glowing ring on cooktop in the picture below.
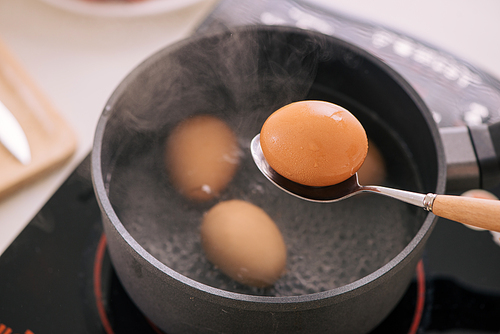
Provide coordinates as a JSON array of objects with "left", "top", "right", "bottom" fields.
[{"left": 93, "top": 234, "right": 163, "bottom": 334}]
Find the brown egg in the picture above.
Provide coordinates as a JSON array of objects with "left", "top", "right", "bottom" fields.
[
  {"left": 165, "top": 115, "right": 240, "bottom": 201},
  {"left": 357, "top": 140, "right": 386, "bottom": 185},
  {"left": 260, "top": 101, "right": 368, "bottom": 187},
  {"left": 200, "top": 199, "right": 287, "bottom": 288}
]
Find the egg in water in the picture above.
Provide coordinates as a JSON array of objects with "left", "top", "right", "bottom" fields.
[
  {"left": 357, "top": 139, "right": 386, "bottom": 185},
  {"left": 165, "top": 115, "right": 240, "bottom": 201},
  {"left": 260, "top": 101, "right": 368, "bottom": 187},
  {"left": 200, "top": 199, "right": 287, "bottom": 288}
]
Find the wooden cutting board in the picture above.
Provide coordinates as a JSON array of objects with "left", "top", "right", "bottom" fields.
[{"left": 0, "top": 38, "right": 76, "bottom": 199}]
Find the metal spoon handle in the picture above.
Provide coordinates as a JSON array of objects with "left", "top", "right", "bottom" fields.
[{"left": 359, "top": 185, "right": 428, "bottom": 208}]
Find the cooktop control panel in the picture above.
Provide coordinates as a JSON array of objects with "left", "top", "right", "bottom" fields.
[{"left": 198, "top": 0, "right": 500, "bottom": 129}]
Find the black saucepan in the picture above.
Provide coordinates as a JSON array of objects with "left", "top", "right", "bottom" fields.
[{"left": 91, "top": 26, "right": 498, "bottom": 333}]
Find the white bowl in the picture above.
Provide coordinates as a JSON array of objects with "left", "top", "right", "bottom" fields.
[{"left": 39, "top": 0, "right": 209, "bottom": 17}]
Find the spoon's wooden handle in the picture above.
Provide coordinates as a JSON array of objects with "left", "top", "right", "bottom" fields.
[{"left": 432, "top": 195, "right": 500, "bottom": 232}]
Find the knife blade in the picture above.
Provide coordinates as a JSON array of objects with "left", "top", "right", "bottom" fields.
[{"left": 0, "top": 99, "right": 31, "bottom": 165}]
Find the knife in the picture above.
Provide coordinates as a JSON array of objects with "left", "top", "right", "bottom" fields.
[{"left": 0, "top": 99, "right": 31, "bottom": 165}]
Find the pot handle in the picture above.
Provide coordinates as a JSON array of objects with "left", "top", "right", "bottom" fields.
[
  {"left": 440, "top": 122, "right": 500, "bottom": 191},
  {"left": 468, "top": 121, "right": 500, "bottom": 189}
]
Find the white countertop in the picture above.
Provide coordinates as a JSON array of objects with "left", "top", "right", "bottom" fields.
[{"left": 1, "top": 0, "right": 499, "bottom": 255}]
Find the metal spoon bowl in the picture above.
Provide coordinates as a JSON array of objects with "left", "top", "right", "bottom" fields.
[{"left": 250, "top": 134, "right": 500, "bottom": 232}]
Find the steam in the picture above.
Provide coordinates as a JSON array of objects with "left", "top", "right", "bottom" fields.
[{"left": 109, "top": 26, "right": 332, "bottom": 137}]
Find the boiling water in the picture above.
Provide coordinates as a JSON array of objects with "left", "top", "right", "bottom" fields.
[{"left": 109, "top": 104, "right": 425, "bottom": 297}]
